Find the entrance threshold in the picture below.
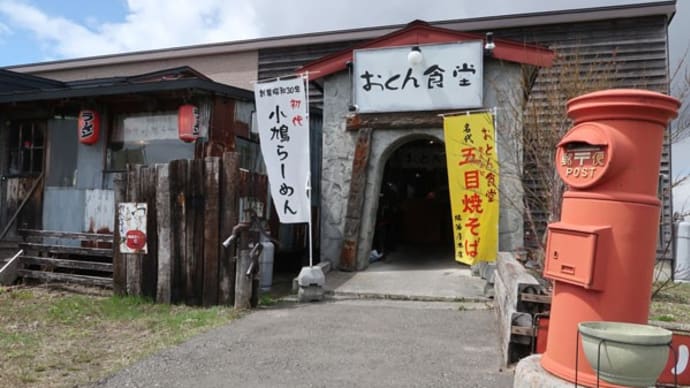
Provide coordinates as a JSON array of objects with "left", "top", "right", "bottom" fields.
[{"left": 325, "top": 245, "right": 490, "bottom": 302}]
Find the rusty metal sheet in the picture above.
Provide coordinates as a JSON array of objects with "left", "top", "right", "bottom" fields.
[{"left": 85, "top": 189, "right": 114, "bottom": 233}]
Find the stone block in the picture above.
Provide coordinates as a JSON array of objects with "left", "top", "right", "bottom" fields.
[
  {"left": 514, "top": 355, "right": 575, "bottom": 388},
  {"left": 298, "top": 285, "right": 325, "bottom": 302},
  {"left": 297, "top": 266, "right": 326, "bottom": 302},
  {"left": 494, "top": 251, "right": 542, "bottom": 366}
]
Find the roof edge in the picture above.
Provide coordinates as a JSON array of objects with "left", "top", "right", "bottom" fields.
[
  {"left": 298, "top": 22, "right": 554, "bottom": 80},
  {"left": 6, "top": 1, "right": 674, "bottom": 74}
]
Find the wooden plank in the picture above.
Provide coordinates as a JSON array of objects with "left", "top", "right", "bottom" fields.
[
  {"left": 18, "top": 229, "right": 114, "bottom": 242},
  {"left": 20, "top": 256, "right": 113, "bottom": 272},
  {"left": 511, "top": 325, "right": 535, "bottom": 337},
  {"left": 112, "top": 172, "right": 127, "bottom": 295},
  {"left": 520, "top": 292, "right": 552, "bottom": 304},
  {"left": 184, "top": 160, "right": 195, "bottom": 304},
  {"left": 156, "top": 164, "right": 172, "bottom": 304},
  {"left": 218, "top": 152, "right": 239, "bottom": 305},
  {"left": 345, "top": 112, "right": 444, "bottom": 131},
  {"left": 125, "top": 165, "right": 142, "bottom": 296},
  {"left": 141, "top": 166, "right": 158, "bottom": 299},
  {"left": 18, "top": 269, "right": 112, "bottom": 288},
  {"left": 202, "top": 157, "right": 220, "bottom": 306},
  {"left": 339, "top": 127, "right": 372, "bottom": 271},
  {"left": 169, "top": 159, "right": 187, "bottom": 304},
  {"left": 17, "top": 242, "right": 112, "bottom": 257},
  {"left": 185, "top": 160, "right": 205, "bottom": 305}
]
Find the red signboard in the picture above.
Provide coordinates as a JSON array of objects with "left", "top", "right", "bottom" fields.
[{"left": 659, "top": 330, "right": 690, "bottom": 385}]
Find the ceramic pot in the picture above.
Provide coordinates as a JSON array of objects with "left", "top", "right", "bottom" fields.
[{"left": 579, "top": 321, "right": 672, "bottom": 387}]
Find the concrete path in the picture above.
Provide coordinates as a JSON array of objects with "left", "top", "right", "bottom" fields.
[
  {"left": 93, "top": 245, "right": 508, "bottom": 388},
  {"left": 326, "top": 245, "right": 490, "bottom": 302},
  {"left": 92, "top": 299, "right": 512, "bottom": 388}
]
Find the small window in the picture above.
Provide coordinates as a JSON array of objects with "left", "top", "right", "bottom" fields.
[
  {"left": 107, "top": 112, "right": 195, "bottom": 170},
  {"left": 7, "top": 121, "right": 45, "bottom": 176}
]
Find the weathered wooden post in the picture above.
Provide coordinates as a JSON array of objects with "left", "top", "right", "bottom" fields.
[
  {"left": 234, "top": 224, "right": 252, "bottom": 309},
  {"left": 125, "top": 165, "right": 143, "bottom": 296},
  {"left": 156, "top": 164, "right": 172, "bottom": 304},
  {"left": 218, "top": 152, "right": 240, "bottom": 305},
  {"left": 223, "top": 212, "right": 266, "bottom": 309},
  {"left": 223, "top": 221, "right": 252, "bottom": 309},
  {"left": 112, "top": 172, "right": 127, "bottom": 295}
]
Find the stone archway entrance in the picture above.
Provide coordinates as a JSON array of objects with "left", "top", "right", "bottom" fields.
[
  {"left": 371, "top": 138, "right": 453, "bottom": 262},
  {"left": 325, "top": 130, "right": 490, "bottom": 299}
]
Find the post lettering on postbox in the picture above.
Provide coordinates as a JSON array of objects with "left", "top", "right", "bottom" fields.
[
  {"left": 557, "top": 143, "right": 609, "bottom": 188},
  {"left": 561, "top": 148, "right": 605, "bottom": 178},
  {"left": 254, "top": 77, "right": 310, "bottom": 224}
]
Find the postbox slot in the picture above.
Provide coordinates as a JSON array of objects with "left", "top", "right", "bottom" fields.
[
  {"left": 563, "top": 141, "right": 602, "bottom": 152},
  {"left": 557, "top": 125, "right": 609, "bottom": 148},
  {"left": 544, "top": 223, "right": 608, "bottom": 290}
]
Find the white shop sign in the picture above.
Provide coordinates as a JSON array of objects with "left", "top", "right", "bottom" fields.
[{"left": 353, "top": 41, "right": 483, "bottom": 113}]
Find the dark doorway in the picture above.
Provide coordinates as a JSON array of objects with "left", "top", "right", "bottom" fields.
[{"left": 372, "top": 138, "right": 453, "bottom": 261}]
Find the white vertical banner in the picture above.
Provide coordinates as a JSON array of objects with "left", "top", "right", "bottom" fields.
[{"left": 254, "top": 77, "right": 310, "bottom": 224}]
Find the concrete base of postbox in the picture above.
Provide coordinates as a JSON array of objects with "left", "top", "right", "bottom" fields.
[{"left": 514, "top": 355, "right": 587, "bottom": 388}]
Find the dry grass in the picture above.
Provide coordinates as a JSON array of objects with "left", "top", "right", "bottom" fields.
[{"left": 0, "top": 284, "right": 240, "bottom": 388}]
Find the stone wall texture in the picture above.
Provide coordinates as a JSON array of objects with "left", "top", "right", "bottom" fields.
[{"left": 320, "top": 60, "right": 526, "bottom": 269}]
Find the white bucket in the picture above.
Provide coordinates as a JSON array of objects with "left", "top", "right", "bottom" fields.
[
  {"left": 675, "top": 221, "right": 690, "bottom": 282},
  {"left": 259, "top": 237, "right": 275, "bottom": 291}
]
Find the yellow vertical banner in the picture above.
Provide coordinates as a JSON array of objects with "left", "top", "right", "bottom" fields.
[{"left": 443, "top": 112, "right": 499, "bottom": 265}]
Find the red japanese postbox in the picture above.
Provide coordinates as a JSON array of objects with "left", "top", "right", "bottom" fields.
[{"left": 540, "top": 89, "right": 680, "bottom": 387}]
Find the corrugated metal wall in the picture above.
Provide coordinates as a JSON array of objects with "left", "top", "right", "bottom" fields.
[
  {"left": 490, "top": 15, "right": 673, "bottom": 259},
  {"left": 257, "top": 14, "right": 674, "bottom": 259},
  {"left": 258, "top": 41, "right": 364, "bottom": 107}
]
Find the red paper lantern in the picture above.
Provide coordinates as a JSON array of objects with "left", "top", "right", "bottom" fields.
[
  {"left": 125, "top": 229, "right": 147, "bottom": 251},
  {"left": 178, "top": 104, "right": 200, "bottom": 143},
  {"left": 78, "top": 110, "right": 100, "bottom": 145}
]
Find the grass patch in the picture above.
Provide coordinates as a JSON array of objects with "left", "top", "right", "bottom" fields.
[
  {"left": 0, "top": 285, "right": 239, "bottom": 388},
  {"left": 650, "top": 282, "right": 690, "bottom": 324},
  {"left": 258, "top": 293, "right": 279, "bottom": 307},
  {"left": 651, "top": 314, "right": 676, "bottom": 322}
]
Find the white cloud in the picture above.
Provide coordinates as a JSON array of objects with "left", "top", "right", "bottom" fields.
[
  {"left": 250, "top": 0, "right": 471, "bottom": 37},
  {"left": 0, "top": 0, "right": 260, "bottom": 59},
  {"left": 0, "top": 0, "right": 675, "bottom": 62}
]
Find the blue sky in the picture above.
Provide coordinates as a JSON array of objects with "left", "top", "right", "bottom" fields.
[
  {"left": 0, "top": 0, "right": 689, "bottom": 214},
  {"left": 0, "top": 1, "right": 128, "bottom": 65}
]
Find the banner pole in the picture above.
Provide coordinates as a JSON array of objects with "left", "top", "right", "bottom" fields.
[
  {"left": 492, "top": 106, "right": 499, "bottom": 258},
  {"left": 307, "top": 173, "right": 313, "bottom": 267},
  {"left": 304, "top": 72, "right": 314, "bottom": 268}
]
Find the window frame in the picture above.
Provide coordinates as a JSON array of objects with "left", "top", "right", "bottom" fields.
[
  {"left": 6, "top": 121, "right": 45, "bottom": 178},
  {"left": 105, "top": 111, "right": 194, "bottom": 172}
]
